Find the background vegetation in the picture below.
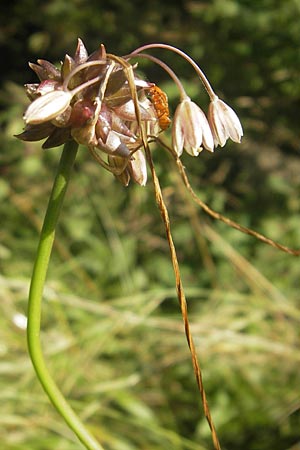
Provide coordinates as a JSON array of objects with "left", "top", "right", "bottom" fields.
[{"left": 1, "top": 0, "right": 300, "bottom": 449}]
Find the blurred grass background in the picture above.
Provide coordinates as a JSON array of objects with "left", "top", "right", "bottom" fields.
[{"left": 1, "top": 0, "right": 300, "bottom": 449}]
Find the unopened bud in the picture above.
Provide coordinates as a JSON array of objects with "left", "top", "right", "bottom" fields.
[{"left": 24, "top": 90, "right": 72, "bottom": 125}]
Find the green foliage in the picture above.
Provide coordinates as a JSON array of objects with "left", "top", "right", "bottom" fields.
[{"left": 1, "top": 0, "right": 300, "bottom": 449}]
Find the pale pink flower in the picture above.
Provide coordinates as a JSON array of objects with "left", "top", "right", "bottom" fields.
[
  {"left": 172, "top": 98, "right": 214, "bottom": 156},
  {"left": 208, "top": 97, "right": 243, "bottom": 148}
]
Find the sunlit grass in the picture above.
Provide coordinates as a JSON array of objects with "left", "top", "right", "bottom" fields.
[
  {"left": 1, "top": 265, "right": 299, "bottom": 449},
  {"left": 1, "top": 114, "right": 300, "bottom": 449}
]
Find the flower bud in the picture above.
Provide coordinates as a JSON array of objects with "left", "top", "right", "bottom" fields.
[
  {"left": 108, "top": 156, "right": 131, "bottom": 186},
  {"left": 128, "top": 149, "right": 147, "bottom": 186},
  {"left": 172, "top": 98, "right": 214, "bottom": 156},
  {"left": 24, "top": 90, "right": 72, "bottom": 125},
  {"left": 208, "top": 97, "right": 243, "bottom": 147}
]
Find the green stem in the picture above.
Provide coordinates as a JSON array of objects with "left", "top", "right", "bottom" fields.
[{"left": 27, "top": 140, "right": 104, "bottom": 450}]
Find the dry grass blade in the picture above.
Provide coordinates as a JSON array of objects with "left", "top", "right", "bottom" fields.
[
  {"left": 144, "top": 147, "right": 221, "bottom": 450},
  {"left": 157, "top": 138, "right": 300, "bottom": 256},
  {"left": 119, "top": 70, "right": 221, "bottom": 448},
  {"left": 178, "top": 158, "right": 300, "bottom": 256}
]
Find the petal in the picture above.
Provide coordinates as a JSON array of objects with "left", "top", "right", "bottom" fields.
[
  {"left": 97, "top": 130, "right": 131, "bottom": 157},
  {"left": 73, "top": 38, "right": 89, "bottom": 64},
  {"left": 29, "top": 62, "right": 50, "bottom": 82},
  {"left": 202, "top": 130, "right": 214, "bottom": 152},
  {"left": 36, "top": 59, "right": 61, "bottom": 80},
  {"left": 221, "top": 102, "right": 243, "bottom": 143},
  {"left": 87, "top": 43, "right": 107, "bottom": 62},
  {"left": 183, "top": 100, "right": 203, "bottom": 150},
  {"left": 184, "top": 142, "right": 201, "bottom": 156},
  {"left": 172, "top": 105, "right": 185, "bottom": 156},
  {"left": 61, "top": 54, "right": 75, "bottom": 80},
  {"left": 208, "top": 101, "right": 227, "bottom": 147},
  {"left": 42, "top": 127, "right": 71, "bottom": 149},
  {"left": 15, "top": 122, "right": 55, "bottom": 141},
  {"left": 114, "top": 100, "right": 153, "bottom": 121},
  {"left": 198, "top": 110, "right": 214, "bottom": 152}
]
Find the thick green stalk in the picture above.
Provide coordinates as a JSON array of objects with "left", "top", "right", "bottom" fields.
[{"left": 27, "top": 140, "right": 104, "bottom": 450}]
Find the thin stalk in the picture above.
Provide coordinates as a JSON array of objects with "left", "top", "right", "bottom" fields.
[
  {"left": 156, "top": 136, "right": 300, "bottom": 257},
  {"left": 127, "top": 52, "right": 187, "bottom": 100},
  {"left": 27, "top": 140, "right": 104, "bottom": 450},
  {"left": 144, "top": 145, "right": 221, "bottom": 450},
  {"left": 128, "top": 43, "right": 217, "bottom": 101}
]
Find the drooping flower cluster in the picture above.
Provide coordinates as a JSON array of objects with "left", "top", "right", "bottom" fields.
[{"left": 17, "top": 39, "right": 243, "bottom": 186}]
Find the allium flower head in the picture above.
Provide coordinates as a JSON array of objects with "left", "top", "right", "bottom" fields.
[
  {"left": 17, "top": 40, "right": 243, "bottom": 185},
  {"left": 16, "top": 39, "right": 163, "bottom": 185}
]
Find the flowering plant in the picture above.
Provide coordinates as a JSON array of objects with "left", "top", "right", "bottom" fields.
[
  {"left": 17, "top": 40, "right": 243, "bottom": 185},
  {"left": 17, "top": 39, "right": 298, "bottom": 450}
]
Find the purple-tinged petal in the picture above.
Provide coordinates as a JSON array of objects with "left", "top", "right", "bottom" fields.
[{"left": 73, "top": 38, "right": 89, "bottom": 64}]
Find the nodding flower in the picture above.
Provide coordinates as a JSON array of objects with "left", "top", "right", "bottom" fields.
[
  {"left": 17, "top": 39, "right": 243, "bottom": 185},
  {"left": 208, "top": 96, "right": 243, "bottom": 148},
  {"left": 172, "top": 97, "right": 214, "bottom": 156}
]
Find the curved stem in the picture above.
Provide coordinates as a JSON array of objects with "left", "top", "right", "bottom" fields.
[
  {"left": 63, "top": 60, "right": 107, "bottom": 90},
  {"left": 156, "top": 136, "right": 300, "bottom": 256},
  {"left": 27, "top": 140, "right": 104, "bottom": 450},
  {"left": 128, "top": 43, "right": 217, "bottom": 101},
  {"left": 127, "top": 52, "right": 187, "bottom": 100}
]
